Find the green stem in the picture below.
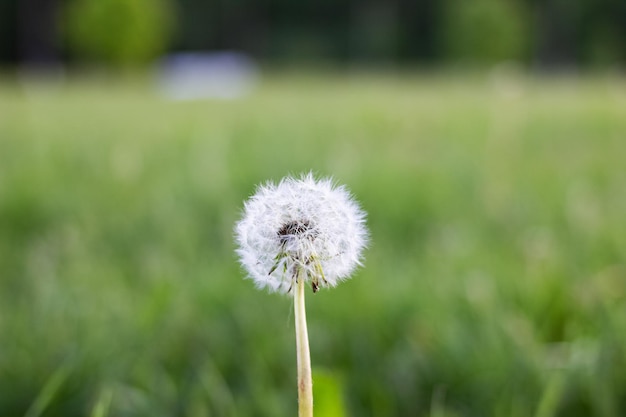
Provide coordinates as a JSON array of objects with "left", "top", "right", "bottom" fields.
[{"left": 294, "top": 272, "right": 313, "bottom": 417}]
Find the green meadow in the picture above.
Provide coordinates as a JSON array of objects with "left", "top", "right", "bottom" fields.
[{"left": 1, "top": 72, "right": 625, "bottom": 417}]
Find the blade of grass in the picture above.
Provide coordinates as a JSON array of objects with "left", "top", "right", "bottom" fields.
[{"left": 24, "top": 365, "right": 71, "bottom": 417}]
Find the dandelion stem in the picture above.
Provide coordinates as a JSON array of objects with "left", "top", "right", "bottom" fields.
[{"left": 294, "top": 270, "right": 313, "bottom": 417}]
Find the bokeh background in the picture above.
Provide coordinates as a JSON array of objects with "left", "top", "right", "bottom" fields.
[
  {"left": 1, "top": 1, "right": 626, "bottom": 416},
  {"left": 2, "top": 0, "right": 626, "bottom": 68}
]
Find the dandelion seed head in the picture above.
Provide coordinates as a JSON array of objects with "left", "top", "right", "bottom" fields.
[{"left": 235, "top": 173, "right": 368, "bottom": 294}]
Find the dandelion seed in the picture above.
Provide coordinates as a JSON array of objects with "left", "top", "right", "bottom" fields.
[{"left": 235, "top": 172, "right": 368, "bottom": 294}]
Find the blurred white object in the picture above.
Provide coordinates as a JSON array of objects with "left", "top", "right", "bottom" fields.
[{"left": 156, "top": 52, "right": 258, "bottom": 100}]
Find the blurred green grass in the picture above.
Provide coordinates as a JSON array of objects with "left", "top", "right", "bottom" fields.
[{"left": 0, "top": 72, "right": 625, "bottom": 417}]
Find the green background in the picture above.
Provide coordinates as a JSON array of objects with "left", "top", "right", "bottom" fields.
[{"left": 1, "top": 72, "right": 625, "bottom": 416}]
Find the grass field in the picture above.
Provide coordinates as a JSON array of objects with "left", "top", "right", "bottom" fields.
[{"left": 1, "top": 71, "right": 625, "bottom": 417}]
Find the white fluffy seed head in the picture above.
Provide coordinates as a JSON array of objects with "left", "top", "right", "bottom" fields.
[{"left": 235, "top": 173, "right": 368, "bottom": 294}]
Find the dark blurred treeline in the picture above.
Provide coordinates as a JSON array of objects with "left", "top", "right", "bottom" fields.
[{"left": 1, "top": 0, "right": 625, "bottom": 68}]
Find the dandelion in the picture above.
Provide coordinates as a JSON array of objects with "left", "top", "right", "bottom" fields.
[{"left": 235, "top": 173, "right": 368, "bottom": 417}]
